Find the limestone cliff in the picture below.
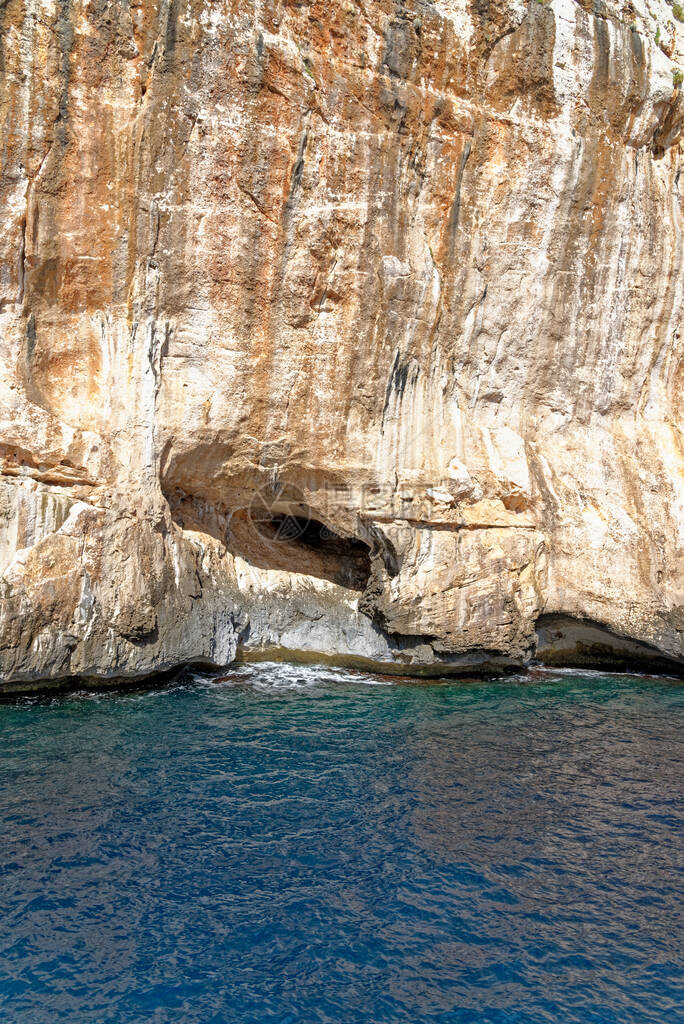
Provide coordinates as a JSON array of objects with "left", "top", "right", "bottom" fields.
[{"left": 1, "top": 0, "right": 683, "bottom": 690}]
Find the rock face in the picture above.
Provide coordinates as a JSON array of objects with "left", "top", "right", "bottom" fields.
[{"left": 0, "top": 0, "right": 683, "bottom": 690}]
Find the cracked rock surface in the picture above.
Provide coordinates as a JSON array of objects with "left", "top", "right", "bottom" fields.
[{"left": 0, "top": 0, "right": 683, "bottom": 690}]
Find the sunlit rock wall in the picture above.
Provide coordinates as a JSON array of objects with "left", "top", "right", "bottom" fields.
[{"left": 0, "top": 0, "right": 682, "bottom": 688}]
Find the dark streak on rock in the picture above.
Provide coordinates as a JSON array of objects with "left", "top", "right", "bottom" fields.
[
  {"left": 594, "top": 17, "right": 611, "bottom": 92},
  {"left": 54, "top": 0, "right": 74, "bottom": 148},
  {"left": 163, "top": 0, "right": 180, "bottom": 65},
  {"left": 629, "top": 25, "right": 644, "bottom": 65},
  {"left": 381, "top": 350, "right": 419, "bottom": 423},
  {"left": 0, "top": 0, "right": 9, "bottom": 79},
  {"left": 17, "top": 217, "right": 25, "bottom": 306},
  {"left": 26, "top": 312, "right": 36, "bottom": 363},
  {"left": 448, "top": 141, "right": 472, "bottom": 239},
  {"left": 284, "top": 126, "right": 309, "bottom": 216}
]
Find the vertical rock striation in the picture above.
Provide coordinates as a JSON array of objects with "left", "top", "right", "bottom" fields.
[{"left": 0, "top": 0, "right": 682, "bottom": 689}]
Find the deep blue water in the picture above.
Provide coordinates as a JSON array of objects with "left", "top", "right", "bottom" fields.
[{"left": 0, "top": 664, "right": 682, "bottom": 1024}]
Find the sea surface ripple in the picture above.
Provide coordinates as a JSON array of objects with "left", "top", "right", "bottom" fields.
[{"left": 0, "top": 664, "right": 682, "bottom": 1023}]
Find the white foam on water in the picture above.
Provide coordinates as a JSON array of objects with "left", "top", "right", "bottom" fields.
[
  {"left": 530, "top": 665, "right": 676, "bottom": 683},
  {"left": 196, "top": 661, "right": 397, "bottom": 694}
]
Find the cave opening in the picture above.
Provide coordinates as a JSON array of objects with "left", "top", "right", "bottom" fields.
[{"left": 250, "top": 512, "right": 372, "bottom": 591}]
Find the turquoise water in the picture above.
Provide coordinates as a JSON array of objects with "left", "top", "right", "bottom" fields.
[{"left": 0, "top": 664, "right": 682, "bottom": 1024}]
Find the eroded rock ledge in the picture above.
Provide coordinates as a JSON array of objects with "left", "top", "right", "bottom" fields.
[{"left": 0, "top": 0, "right": 683, "bottom": 692}]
